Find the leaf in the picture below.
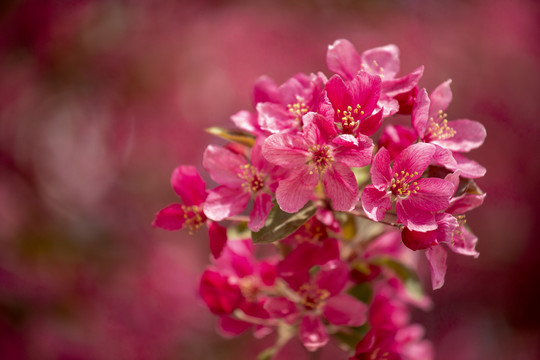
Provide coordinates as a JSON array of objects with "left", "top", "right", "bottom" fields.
[
  {"left": 252, "top": 201, "right": 317, "bottom": 243},
  {"left": 206, "top": 127, "right": 256, "bottom": 147},
  {"left": 371, "top": 257, "right": 425, "bottom": 301},
  {"left": 348, "top": 283, "right": 373, "bottom": 304}
]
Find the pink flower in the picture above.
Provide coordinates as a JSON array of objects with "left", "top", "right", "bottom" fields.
[
  {"left": 327, "top": 39, "right": 424, "bottom": 116},
  {"left": 263, "top": 112, "right": 373, "bottom": 213},
  {"left": 254, "top": 72, "right": 327, "bottom": 134},
  {"left": 268, "top": 260, "right": 368, "bottom": 352},
  {"left": 378, "top": 124, "right": 417, "bottom": 160},
  {"left": 322, "top": 72, "right": 384, "bottom": 137},
  {"left": 361, "top": 143, "right": 454, "bottom": 231},
  {"left": 153, "top": 166, "right": 207, "bottom": 232},
  {"left": 203, "top": 138, "right": 281, "bottom": 231},
  {"left": 412, "top": 81, "right": 487, "bottom": 178}
]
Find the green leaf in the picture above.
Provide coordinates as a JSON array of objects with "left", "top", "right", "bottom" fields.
[
  {"left": 252, "top": 201, "right": 317, "bottom": 243},
  {"left": 348, "top": 283, "right": 373, "bottom": 304},
  {"left": 371, "top": 257, "right": 425, "bottom": 301},
  {"left": 205, "top": 127, "right": 255, "bottom": 147}
]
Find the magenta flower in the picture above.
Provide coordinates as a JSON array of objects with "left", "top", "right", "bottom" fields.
[
  {"left": 203, "top": 138, "right": 281, "bottom": 231},
  {"left": 327, "top": 39, "right": 424, "bottom": 116},
  {"left": 153, "top": 165, "right": 207, "bottom": 232},
  {"left": 263, "top": 112, "right": 373, "bottom": 213},
  {"left": 322, "top": 72, "right": 384, "bottom": 137},
  {"left": 412, "top": 81, "right": 487, "bottom": 178},
  {"left": 267, "top": 260, "right": 367, "bottom": 352},
  {"left": 378, "top": 124, "right": 417, "bottom": 160},
  {"left": 361, "top": 143, "right": 454, "bottom": 231}
]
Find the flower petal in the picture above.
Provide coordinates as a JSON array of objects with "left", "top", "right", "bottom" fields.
[
  {"left": 248, "top": 192, "right": 273, "bottom": 232},
  {"left": 450, "top": 226, "right": 479, "bottom": 258},
  {"left": 152, "top": 204, "right": 186, "bottom": 230},
  {"left": 276, "top": 168, "right": 318, "bottom": 213},
  {"left": 262, "top": 133, "right": 309, "bottom": 168},
  {"left": 401, "top": 227, "right": 438, "bottom": 251},
  {"left": 382, "top": 65, "right": 424, "bottom": 97},
  {"left": 203, "top": 145, "right": 246, "bottom": 187},
  {"left": 204, "top": 186, "right": 250, "bottom": 221},
  {"left": 432, "top": 119, "right": 487, "bottom": 152},
  {"left": 361, "top": 44, "right": 400, "bottom": 79},
  {"left": 230, "top": 110, "right": 259, "bottom": 135},
  {"left": 322, "top": 163, "right": 359, "bottom": 212},
  {"left": 370, "top": 147, "right": 392, "bottom": 190},
  {"left": 396, "top": 199, "right": 437, "bottom": 232},
  {"left": 361, "top": 185, "right": 392, "bottom": 222},
  {"left": 253, "top": 75, "right": 279, "bottom": 104},
  {"left": 315, "top": 260, "right": 349, "bottom": 296},
  {"left": 171, "top": 166, "right": 207, "bottom": 206},
  {"left": 333, "top": 135, "right": 373, "bottom": 168},
  {"left": 358, "top": 108, "right": 383, "bottom": 136},
  {"left": 447, "top": 152, "right": 487, "bottom": 179},
  {"left": 412, "top": 88, "right": 430, "bottom": 138},
  {"left": 393, "top": 143, "right": 435, "bottom": 180},
  {"left": 323, "top": 293, "right": 368, "bottom": 326},
  {"left": 408, "top": 178, "right": 453, "bottom": 212},
  {"left": 208, "top": 221, "right": 228, "bottom": 259},
  {"left": 300, "top": 315, "right": 329, "bottom": 352},
  {"left": 429, "top": 79, "right": 453, "bottom": 117},
  {"left": 425, "top": 246, "right": 447, "bottom": 290},
  {"left": 256, "top": 102, "right": 296, "bottom": 134},
  {"left": 326, "top": 39, "right": 363, "bottom": 81}
]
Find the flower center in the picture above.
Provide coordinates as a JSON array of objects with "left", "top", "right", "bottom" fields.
[
  {"left": 390, "top": 171, "right": 419, "bottom": 198},
  {"left": 298, "top": 284, "right": 330, "bottom": 311},
  {"left": 287, "top": 96, "right": 309, "bottom": 123},
  {"left": 238, "top": 164, "right": 265, "bottom": 194},
  {"left": 426, "top": 110, "right": 456, "bottom": 141},
  {"left": 181, "top": 205, "right": 206, "bottom": 234},
  {"left": 238, "top": 275, "right": 261, "bottom": 302},
  {"left": 308, "top": 144, "right": 334, "bottom": 173},
  {"left": 336, "top": 104, "right": 364, "bottom": 134}
]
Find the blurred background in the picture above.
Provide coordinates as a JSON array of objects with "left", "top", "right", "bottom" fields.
[{"left": 0, "top": 0, "right": 538, "bottom": 359}]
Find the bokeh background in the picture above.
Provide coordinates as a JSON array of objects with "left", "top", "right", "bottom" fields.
[{"left": 0, "top": 0, "right": 539, "bottom": 359}]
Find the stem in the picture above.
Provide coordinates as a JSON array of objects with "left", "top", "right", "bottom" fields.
[{"left": 348, "top": 209, "right": 403, "bottom": 229}]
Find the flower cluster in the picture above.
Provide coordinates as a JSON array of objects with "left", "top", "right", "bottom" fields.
[{"left": 154, "top": 39, "right": 486, "bottom": 358}]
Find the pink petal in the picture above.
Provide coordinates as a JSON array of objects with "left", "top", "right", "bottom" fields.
[
  {"left": 300, "top": 315, "right": 329, "bottom": 352},
  {"left": 199, "top": 270, "right": 242, "bottom": 315},
  {"left": 326, "top": 39, "right": 363, "bottom": 81},
  {"left": 378, "top": 97, "right": 399, "bottom": 117},
  {"left": 358, "top": 108, "right": 383, "bottom": 136},
  {"left": 432, "top": 119, "right": 487, "bottom": 152},
  {"left": 171, "top": 166, "right": 207, "bottom": 206},
  {"left": 382, "top": 65, "right": 424, "bottom": 98},
  {"left": 218, "top": 316, "right": 252, "bottom": 338},
  {"left": 323, "top": 293, "right": 368, "bottom": 326},
  {"left": 450, "top": 226, "right": 479, "bottom": 258},
  {"left": 361, "top": 185, "right": 392, "bottom": 222},
  {"left": 322, "top": 163, "right": 359, "bottom": 212},
  {"left": 370, "top": 147, "right": 392, "bottom": 190},
  {"left": 412, "top": 88, "right": 430, "bottom": 138},
  {"left": 401, "top": 227, "right": 438, "bottom": 251},
  {"left": 425, "top": 246, "right": 447, "bottom": 290},
  {"left": 408, "top": 178, "right": 453, "bottom": 212},
  {"left": 303, "top": 112, "right": 337, "bottom": 143},
  {"left": 208, "top": 221, "right": 228, "bottom": 259},
  {"left": 448, "top": 152, "right": 486, "bottom": 179},
  {"left": 152, "top": 204, "right": 186, "bottom": 230},
  {"left": 204, "top": 186, "right": 250, "bottom": 221},
  {"left": 333, "top": 136, "right": 373, "bottom": 168},
  {"left": 348, "top": 72, "right": 382, "bottom": 117},
  {"left": 429, "top": 79, "right": 453, "bottom": 117},
  {"left": 361, "top": 44, "right": 400, "bottom": 79},
  {"left": 432, "top": 145, "right": 458, "bottom": 169},
  {"left": 264, "top": 297, "right": 298, "bottom": 321},
  {"left": 447, "top": 193, "right": 486, "bottom": 214},
  {"left": 253, "top": 75, "right": 279, "bottom": 104},
  {"left": 256, "top": 102, "right": 296, "bottom": 134},
  {"left": 248, "top": 192, "right": 273, "bottom": 232},
  {"left": 262, "top": 133, "right": 309, "bottom": 168},
  {"left": 314, "top": 260, "right": 349, "bottom": 296},
  {"left": 378, "top": 124, "right": 417, "bottom": 160},
  {"left": 393, "top": 143, "right": 435, "bottom": 180},
  {"left": 230, "top": 110, "right": 259, "bottom": 135},
  {"left": 275, "top": 167, "right": 318, "bottom": 213},
  {"left": 203, "top": 145, "right": 246, "bottom": 187},
  {"left": 396, "top": 199, "right": 437, "bottom": 232},
  {"left": 278, "top": 73, "right": 312, "bottom": 105}
]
